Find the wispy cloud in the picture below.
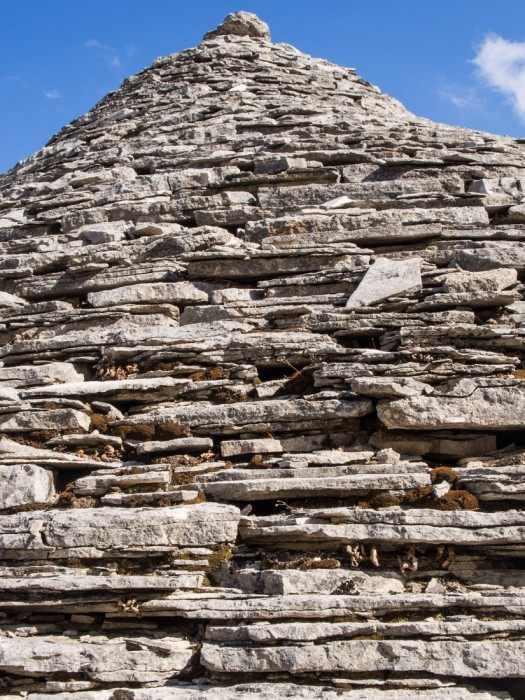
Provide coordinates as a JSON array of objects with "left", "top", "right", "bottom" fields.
[
  {"left": 0, "top": 73, "right": 22, "bottom": 82},
  {"left": 85, "top": 39, "right": 110, "bottom": 50},
  {"left": 438, "top": 84, "right": 484, "bottom": 111},
  {"left": 85, "top": 38, "right": 123, "bottom": 70},
  {"left": 473, "top": 34, "right": 525, "bottom": 120},
  {"left": 44, "top": 88, "right": 62, "bottom": 100}
]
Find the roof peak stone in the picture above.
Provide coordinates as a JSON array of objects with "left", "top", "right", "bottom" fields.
[{"left": 203, "top": 11, "right": 271, "bottom": 42}]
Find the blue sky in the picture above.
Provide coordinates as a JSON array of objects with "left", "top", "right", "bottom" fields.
[{"left": 2, "top": 0, "right": 525, "bottom": 174}]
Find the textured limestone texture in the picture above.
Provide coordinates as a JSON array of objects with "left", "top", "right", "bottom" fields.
[{"left": 0, "top": 9, "right": 524, "bottom": 698}]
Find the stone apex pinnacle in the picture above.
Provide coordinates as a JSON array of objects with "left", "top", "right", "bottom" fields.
[{"left": 203, "top": 11, "right": 271, "bottom": 42}]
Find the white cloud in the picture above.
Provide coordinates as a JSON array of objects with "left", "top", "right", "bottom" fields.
[
  {"left": 85, "top": 38, "right": 122, "bottom": 70},
  {"left": 85, "top": 39, "right": 111, "bottom": 51},
  {"left": 1, "top": 74, "right": 22, "bottom": 82},
  {"left": 474, "top": 34, "right": 525, "bottom": 119},
  {"left": 44, "top": 89, "right": 62, "bottom": 99},
  {"left": 439, "top": 85, "right": 483, "bottom": 111}
]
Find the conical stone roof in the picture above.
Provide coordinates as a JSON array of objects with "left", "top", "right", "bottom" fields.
[{"left": 0, "top": 11, "right": 524, "bottom": 698}]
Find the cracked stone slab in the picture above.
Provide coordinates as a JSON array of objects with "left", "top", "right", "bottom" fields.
[{"left": 114, "top": 397, "right": 373, "bottom": 437}]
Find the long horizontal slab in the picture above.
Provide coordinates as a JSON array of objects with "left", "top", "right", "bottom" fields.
[
  {"left": 8, "top": 684, "right": 507, "bottom": 700},
  {"left": 202, "top": 473, "right": 429, "bottom": 501},
  {"left": 0, "top": 504, "right": 240, "bottom": 560},
  {"left": 201, "top": 639, "right": 525, "bottom": 678},
  {"left": 114, "top": 397, "right": 373, "bottom": 436},
  {"left": 239, "top": 508, "right": 525, "bottom": 548},
  {"left": 136, "top": 592, "right": 525, "bottom": 619}
]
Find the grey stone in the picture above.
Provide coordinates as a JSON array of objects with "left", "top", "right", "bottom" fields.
[
  {"left": 137, "top": 437, "right": 213, "bottom": 456},
  {"left": 87, "top": 281, "right": 209, "bottom": 307},
  {"left": 0, "top": 503, "right": 240, "bottom": 559},
  {"left": 13, "top": 686, "right": 510, "bottom": 700},
  {"left": 0, "top": 363, "right": 84, "bottom": 388},
  {"left": 346, "top": 257, "right": 422, "bottom": 308},
  {"left": 0, "top": 408, "right": 91, "bottom": 433},
  {"left": 0, "top": 634, "right": 194, "bottom": 686},
  {"left": 202, "top": 473, "right": 429, "bottom": 501},
  {"left": 201, "top": 639, "right": 525, "bottom": 677},
  {"left": 378, "top": 379, "right": 525, "bottom": 430},
  {"left": 0, "top": 464, "right": 55, "bottom": 510},
  {"left": 203, "top": 12, "right": 271, "bottom": 41},
  {"left": 220, "top": 438, "right": 283, "bottom": 458}
]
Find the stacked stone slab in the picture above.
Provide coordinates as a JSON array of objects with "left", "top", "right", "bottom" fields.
[{"left": 0, "top": 10, "right": 524, "bottom": 697}]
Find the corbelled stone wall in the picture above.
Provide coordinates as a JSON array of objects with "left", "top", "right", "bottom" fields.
[{"left": 0, "top": 11, "right": 523, "bottom": 699}]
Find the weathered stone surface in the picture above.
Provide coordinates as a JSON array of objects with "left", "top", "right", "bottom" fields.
[
  {"left": 137, "top": 437, "right": 213, "bottom": 456},
  {"left": 378, "top": 379, "right": 525, "bottom": 430},
  {"left": 0, "top": 362, "right": 83, "bottom": 388},
  {"left": 204, "top": 11, "right": 271, "bottom": 41},
  {"left": 205, "top": 617, "right": 525, "bottom": 643},
  {"left": 201, "top": 639, "right": 525, "bottom": 677},
  {"left": 249, "top": 568, "right": 405, "bottom": 595},
  {"left": 351, "top": 376, "right": 431, "bottom": 398},
  {"left": 0, "top": 504, "right": 240, "bottom": 559},
  {"left": 0, "top": 464, "right": 55, "bottom": 510},
  {"left": 23, "top": 377, "right": 197, "bottom": 402},
  {"left": 220, "top": 438, "right": 283, "bottom": 458},
  {"left": 87, "top": 282, "right": 209, "bottom": 308},
  {"left": 116, "top": 397, "right": 373, "bottom": 437},
  {"left": 0, "top": 408, "right": 91, "bottom": 433},
  {"left": 1, "top": 9, "right": 525, "bottom": 697},
  {"left": 346, "top": 257, "right": 422, "bottom": 309},
  {"left": 239, "top": 508, "right": 525, "bottom": 549},
  {"left": 0, "top": 634, "right": 194, "bottom": 687},
  {"left": 9, "top": 685, "right": 510, "bottom": 700},
  {"left": 138, "top": 591, "right": 525, "bottom": 619},
  {"left": 0, "top": 436, "right": 118, "bottom": 470},
  {"left": 202, "top": 473, "right": 429, "bottom": 501}
]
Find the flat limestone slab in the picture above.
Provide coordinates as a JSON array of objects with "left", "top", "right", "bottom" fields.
[
  {"left": 346, "top": 257, "right": 422, "bottom": 309},
  {"left": 201, "top": 639, "right": 525, "bottom": 678},
  {"left": 206, "top": 617, "right": 525, "bottom": 642},
  {"left": 239, "top": 508, "right": 525, "bottom": 548},
  {"left": 0, "top": 504, "right": 240, "bottom": 560},
  {"left": 220, "top": 438, "right": 283, "bottom": 458},
  {"left": 0, "top": 408, "right": 91, "bottom": 433},
  {"left": 0, "top": 362, "right": 83, "bottom": 388},
  {"left": 137, "top": 437, "right": 213, "bottom": 455},
  {"left": 115, "top": 397, "right": 373, "bottom": 436},
  {"left": 138, "top": 591, "right": 525, "bottom": 619},
  {"left": 202, "top": 473, "right": 429, "bottom": 501},
  {"left": 378, "top": 380, "right": 525, "bottom": 430},
  {"left": 87, "top": 281, "right": 209, "bottom": 307},
  {"left": 13, "top": 684, "right": 512, "bottom": 700},
  {"left": 0, "top": 634, "right": 193, "bottom": 686}
]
